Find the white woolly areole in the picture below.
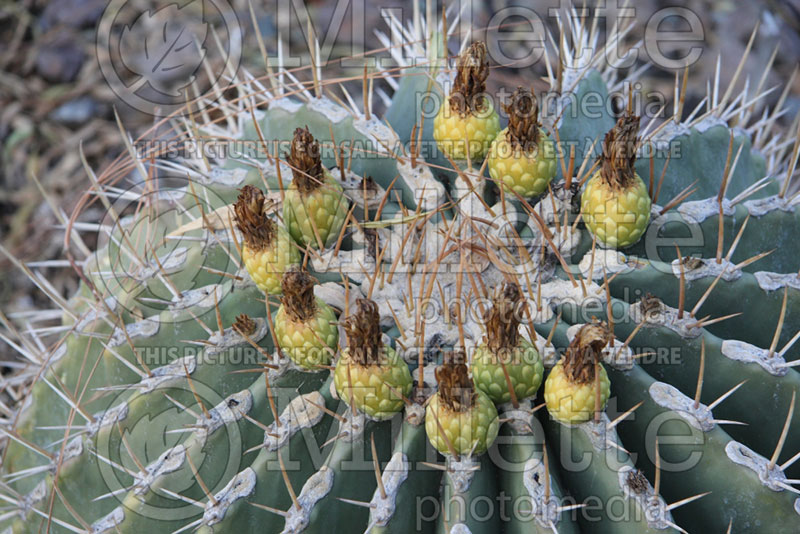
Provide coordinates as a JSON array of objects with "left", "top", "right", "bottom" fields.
[
  {"left": 367, "top": 452, "right": 410, "bottom": 527},
  {"left": 90, "top": 507, "right": 125, "bottom": 533},
  {"left": 282, "top": 466, "right": 335, "bottom": 534},
  {"left": 617, "top": 465, "right": 674, "bottom": 530},
  {"left": 263, "top": 391, "right": 325, "bottom": 451},
  {"left": 169, "top": 284, "right": 224, "bottom": 313},
  {"left": 649, "top": 382, "right": 715, "bottom": 432},
  {"left": 19, "top": 479, "right": 47, "bottom": 515},
  {"left": 446, "top": 455, "right": 479, "bottom": 494},
  {"left": 547, "top": 224, "right": 581, "bottom": 257},
  {"left": 133, "top": 355, "right": 197, "bottom": 394},
  {"left": 579, "top": 249, "right": 639, "bottom": 280},
  {"left": 397, "top": 158, "right": 446, "bottom": 211},
  {"left": 353, "top": 116, "right": 397, "bottom": 155},
  {"left": 628, "top": 299, "right": 703, "bottom": 339},
  {"left": 132, "top": 247, "right": 188, "bottom": 281},
  {"left": 311, "top": 247, "right": 373, "bottom": 285},
  {"left": 565, "top": 324, "right": 634, "bottom": 371},
  {"left": 671, "top": 257, "right": 742, "bottom": 282},
  {"left": 195, "top": 390, "right": 253, "bottom": 442},
  {"left": 234, "top": 267, "right": 256, "bottom": 290},
  {"left": 572, "top": 413, "right": 620, "bottom": 452},
  {"left": 205, "top": 167, "right": 247, "bottom": 187},
  {"left": 75, "top": 296, "right": 117, "bottom": 333},
  {"left": 720, "top": 339, "right": 788, "bottom": 376},
  {"left": 89, "top": 401, "right": 129, "bottom": 435},
  {"left": 64, "top": 435, "right": 84, "bottom": 462},
  {"left": 337, "top": 411, "right": 368, "bottom": 442},
  {"left": 306, "top": 96, "right": 349, "bottom": 123},
  {"left": 744, "top": 194, "right": 798, "bottom": 216},
  {"left": 203, "top": 467, "right": 257, "bottom": 526},
  {"left": 725, "top": 441, "right": 789, "bottom": 492},
  {"left": 405, "top": 402, "right": 425, "bottom": 426},
  {"left": 540, "top": 278, "right": 604, "bottom": 308},
  {"left": 521, "top": 456, "right": 561, "bottom": 529},
  {"left": 531, "top": 187, "right": 572, "bottom": 226},
  {"left": 107, "top": 317, "right": 160, "bottom": 348},
  {"left": 676, "top": 197, "right": 735, "bottom": 224},
  {"left": 270, "top": 96, "right": 303, "bottom": 113},
  {"left": 449, "top": 524, "right": 472, "bottom": 534},
  {"left": 133, "top": 445, "right": 186, "bottom": 495},
  {"left": 753, "top": 271, "right": 800, "bottom": 292},
  {"left": 501, "top": 399, "right": 535, "bottom": 435},
  {"left": 204, "top": 318, "right": 268, "bottom": 357}
]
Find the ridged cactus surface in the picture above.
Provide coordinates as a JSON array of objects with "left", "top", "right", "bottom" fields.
[{"left": 2, "top": 6, "right": 800, "bottom": 534}]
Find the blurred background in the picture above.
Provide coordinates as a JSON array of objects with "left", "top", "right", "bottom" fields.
[{"left": 0, "top": 0, "right": 798, "bottom": 368}]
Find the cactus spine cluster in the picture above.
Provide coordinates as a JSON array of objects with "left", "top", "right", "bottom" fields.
[{"left": 2, "top": 4, "right": 800, "bottom": 534}]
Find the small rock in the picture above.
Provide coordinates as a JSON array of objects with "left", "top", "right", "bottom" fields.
[
  {"left": 49, "top": 96, "right": 102, "bottom": 125},
  {"left": 36, "top": 31, "right": 85, "bottom": 83},
  {"left": 40, "top": 0, "right": 107, "bottom": 31}
]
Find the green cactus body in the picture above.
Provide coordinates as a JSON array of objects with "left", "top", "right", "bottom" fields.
[{"left": 5, "top": 11, "right": 800, "bottom": 534}]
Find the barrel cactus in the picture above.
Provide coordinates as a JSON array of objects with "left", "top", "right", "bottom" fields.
[{"left": 2, "top": 5, "right": 800, "bottom": 534}]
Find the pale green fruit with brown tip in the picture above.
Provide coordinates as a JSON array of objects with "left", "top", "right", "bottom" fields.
[
  {"left": 425, "top": 387, "right": 499, "bottom": 456},
  {"left": 488, "top": 128, "right": 557, "bottom": 198},
  {"left": 283, "top": 173, "right": 348, "bottom": 249},
  {"left": 274, "top": 298, "right": 338, "bottom": 370},
  {"left": 333, "top": 345, "right": 412, "bottom": 420}
]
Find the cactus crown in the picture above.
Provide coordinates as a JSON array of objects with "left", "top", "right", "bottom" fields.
[
  {"left": 234, "top": 185, "right": 276, "bottom": 251},
  {"left": 343, "top": 298, "right": 382, "bottom": 365},
  {"left": 232, "top": 314, "right": 256, "bottom": 337},
  {"left": 449, "top": 41, "right": 489, "bottom": 117},
  {"left": 503, "top": 87, "right": 540, "bottom": 151},
  {"left": 280, "top": 268, "right": 318, "bottom": 323},
  {"left": 599, "top": 113, "right": 641, "bottom": 189},
  {"left": 435, "top": 350, "right": 475, "bottom": 412},
  {"left": 563, "top": 321, "right": 611, "bottom": 384},
  {"left": 484, "top": 282, "right": 522, "bottom": 354},
  {"left": 288, "top": 126, "right": 324, "bottom": 194}
]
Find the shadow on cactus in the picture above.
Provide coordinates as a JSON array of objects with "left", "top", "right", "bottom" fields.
[{"left": 2, "top": 5, "right": 800, "bottom": 534}]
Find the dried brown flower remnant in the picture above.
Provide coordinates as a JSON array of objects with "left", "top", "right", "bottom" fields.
[
  {"left": 627, "top": 469, "right": 650, "bottom": 494},
  {"left": 232, "top": 314, "right": 256, "bottom": 337},
  {"left": 449, "top": 41, "right": 490, "bottom": 117},
  {"left": 681, "top": 256, "right": 704, "bottom": 270},
  {"left": 435, "top": 350, "right": 475, "bottom": 412},
  {"left": 234, "top": 185, "right": 275, "bottom": 251},
  {"left": 484, "top": 282, "right": 522, "bottom": 354},
  {"left": 640, "top": 293, "right": 664, "bottom": 320},
  {"left": 342, "top": 298, "right": 382, "bottom": 365},
  {"left": 503, "top": 87, "right": 540, "bottom": 151},
  {"left": 600, "top": 114, "right": 641, "bottom": 189},
  {"left": 288, "top": 126, "right": 323, "bottom": 194},
  {"left": 563, "top": 321, "right": 611, "bottom": 384},
  {"left": 280, "top": 268, "right": 317, "bottom": 323}
]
